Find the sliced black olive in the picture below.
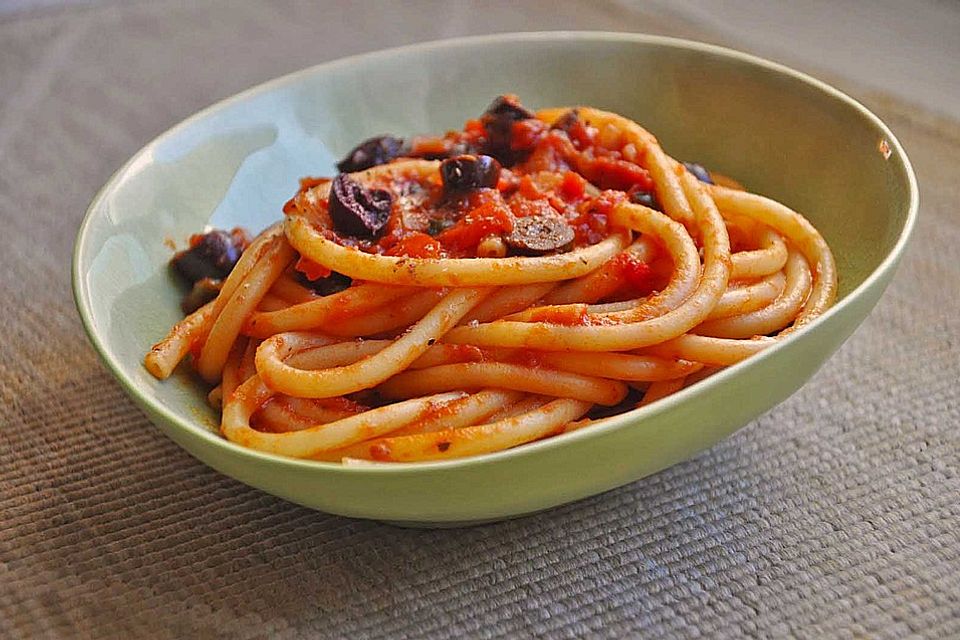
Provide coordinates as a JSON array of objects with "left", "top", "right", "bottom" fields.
[
  {"left": 170, "top": 229, "right": 245, "bottom": 284},
  {"left": 440, "top": 155, "right": 501, "bottom": 193},
  {"left": 296, "top": 270, "right": 352, "bottom": 296},
  {"left": 683, "top": 162, "right": 714, "bottom": 184},
  {"left": 336, "top": 135, "right": 404, "bottom": 173},
  {"left": 328, "top": 174, "right": 393, "bottom": 238},
  {"left": 479, "top": 94, "right": 536, "bottom": 166},
  {"left": 505, "top": 213, "right": 575, "bottom": 255},
  {"left": 627, "top": 187, "right": 662, "bottom": 211},
  {"left": 180, "top": 277, "right": 222, "bottom": 314}
]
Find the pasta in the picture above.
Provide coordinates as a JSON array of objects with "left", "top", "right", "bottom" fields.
[{"left": 145, "top": 96, "right": 837, "bottom": 463}]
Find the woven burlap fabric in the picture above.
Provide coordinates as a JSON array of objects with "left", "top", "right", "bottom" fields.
[{"left": 2, "top": 1, "right": 958, "bottom": 638}]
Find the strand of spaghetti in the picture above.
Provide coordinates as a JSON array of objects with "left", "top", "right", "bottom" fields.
[
  {"left": 285, "top": 214, "right": 629, "bottom": 286},
  {"left": 285, "top": 338, "right": 389, "bottom": 369},
  {"left": 312, "top": 390, "right": 524, "bottom": 460},
  {"left": 144, "top": 300, "right": 216, "bottom": 379},
  {"left": 254, "top": 397, "right": 361, "bottom": 433},
  {"left": 441, "top": 194, "right": 730, "bottom": 351},
  {"left": 535, "top": 352, "right": 702, "bottom": 382},
  {"left": 207, "top": 386, "right": 222, "bottom": 409},
  {"left": 290, "top": 339, "right": 694, "bottom": 383},
  {"left": 646, "top": 334, "right": 775, "bottom": 366},
  {"left": 408, "top": 343, "right": 487, "bottom": 368},
  {"left": 196, "top": 235, "right": 296, "bottom": 382},
  {"left": 484, "top": 394, "right": 552, "bottom": 422},
  {"left": 328, "top": 398, "right": 593, "bottom": 462},
  {"left": 709, "top": 185, "right": 837, "bottom": 325},
  {"left": 255, "top": 287, "right": 491, "bottom": 398},
  {"left": 243, "top": 283, "right": 413, "bottom": 338},
  {"left": 541, "top": 107, "right": 694, "bottom": 227},
  {"left": 215, "top": 224, "right": 283, "bottom": 301},
  {"left": 220, "top": 373, "right": 466, "bottom": 457},
  {"left": 267, "top": 273, "right": 318, "bottom": 304},
  {"left": 284, "top": 397, "right": 367, "bottom": 422},
  {"left": 220, "top": 336, "right": 247, "bottom": 402},
  {"left": 257, "top": 294, "right": 289, "bottom": 312},
  {"left": 286, "top": 338, "right": 489, "bottom": 372},
  {"left": 696, "top": 249, "right": 812, "bottom": 338},
  {"left": 253, "top": 401, "right": 319, "bottom": 433},
  {"left": 245, "top": 332, "right": 355, "bottom": 433},
  {"left": 595, "top": 202, "right": 703, "bottom": 321},
  {"left": 144, "top": 224, "right": 282, "bottom": 379},
  {"left": 541, "top": 236, "right": 659, "bottom": 306},
  {"left": 505, "top": 200, "right": 699, "bottom": 323},
  {"left": 238, "top": 336, "right": 261, "bottom": 382},
  {"left": 705, "top": 270, "right": 787, "bottom": 321},
  {"left": 731, "top": 227, "right": 789, "bottom": 279},
  {"left": 460, "top": 283, "right": 558, "bottom": 324},
  {"left": 378, "top": 362, "right": 628, "bottom": 406},
  {"left": 388, "top": 389, "right": 524, "bottom": 437},
  {"left": 322, "top": 289, "right": 446, "bottom": 338},
  {"left": 639, "top": 378, "right": 686, "bottom": 407}
]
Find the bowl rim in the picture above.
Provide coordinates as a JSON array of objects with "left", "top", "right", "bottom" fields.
[{"left": 72, "top": 30, "right": 919, "bottom": 475}]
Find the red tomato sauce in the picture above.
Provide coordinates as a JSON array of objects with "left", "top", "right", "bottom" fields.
[{"left": 298, "top": 107, "right": 657, "bottom": 264}]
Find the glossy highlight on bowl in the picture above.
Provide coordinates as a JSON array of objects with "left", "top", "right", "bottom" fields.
[{"left": 73, "top": 32, "right": 917, "bottom": 524}]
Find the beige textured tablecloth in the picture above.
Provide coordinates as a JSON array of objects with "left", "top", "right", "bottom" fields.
[{"left": 2, "top": 2, "right": 958, "bottom": 638}]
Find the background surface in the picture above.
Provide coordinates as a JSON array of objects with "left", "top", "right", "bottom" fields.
[{"left": 2, "top": 1, "right": 958, "bottom": 638}]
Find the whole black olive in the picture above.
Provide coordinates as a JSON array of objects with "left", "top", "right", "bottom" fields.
[
  {"left": 328, "top": 174, "right": 393, "bottom": 238},
  {"left": 170, "top": 229, "right": 244, "bottom": 284},
  {"left": 440, "top": 155, "right": 502, "bottom": 192},
  {"left": 336, "top": 135, "right": 404, "bottom": 173},
  {"left": 483, "top": 95, "right": 535, "bottom": 122},
  {"left": 479, "top": 95, "right": 536, "bottom": 166},
  {"left": 683, "top": 162, "right": 714, "bottom": 184}
]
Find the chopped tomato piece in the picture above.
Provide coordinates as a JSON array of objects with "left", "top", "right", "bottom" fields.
[
  {"left": 510, "top": 197, "right": 556, "bottom": 220},
  {"left": 569, "top": 194, "right": 618, "bottom": 244},
  {"left": 386, "top": 232, "right": 444, "bottom": 259},
  {"left": 436, "top": 200, "right": 514, "bottom": 256},
  {"left": 614, "top": 253, "right": 656, "bottom": 291},
  {"left": 496, "top": 168, "right": 519, "bottom": 193},
  {"left": 587, "top": 190, "right": 628, "bottom": 216},
  {"left": 518, "top": 175, "right": 543, "bottom": 200},
  {"left": 295, "top": 257, "right": 332, "bottom": 281},
  {"left": 590, "top": 157, "right": 654, "bottom": 191},
  {"left": 511, "top": 119, "right": 546, "bottom": 150},
  {"left": 559, "top": 171, "right": 587, "bottom": 201},
  {"left": 567, "top": 120, "right": 598, "bottom": 149}
]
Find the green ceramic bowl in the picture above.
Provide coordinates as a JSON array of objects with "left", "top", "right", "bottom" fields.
[{"left": 73, "top": 33, "right": 917, "bottom": 525}]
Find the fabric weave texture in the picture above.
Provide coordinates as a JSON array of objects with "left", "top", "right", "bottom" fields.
[{"left": 2, "top": 2, "right": 958, "bottom": 638}]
